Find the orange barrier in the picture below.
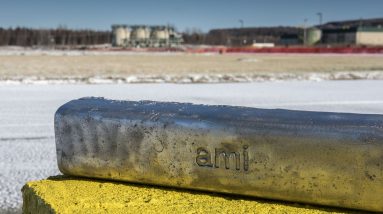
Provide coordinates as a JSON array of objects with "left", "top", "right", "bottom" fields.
[
  {"left": 186, "top": 47, "right": 383, "bottom": 54},
  {"left": 86, "top": 46, "right": 383, "bottom": 54}
]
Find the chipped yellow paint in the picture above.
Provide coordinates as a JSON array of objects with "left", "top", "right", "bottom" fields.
[{"left": 22, "top": 176, "right": 354, "bottom": 214}]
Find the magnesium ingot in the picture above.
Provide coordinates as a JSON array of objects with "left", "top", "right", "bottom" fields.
[{"left": 54, "top": 97, "right": 383, "bottom": 212}]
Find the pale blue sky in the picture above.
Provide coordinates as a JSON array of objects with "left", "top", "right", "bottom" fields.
[{"left": 0, "top": 0, "right": 382, "bottom": 32}]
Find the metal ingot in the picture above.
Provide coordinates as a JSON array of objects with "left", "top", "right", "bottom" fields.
[{"left": 54, "top": 97, "right": 383, "bottom": 212}]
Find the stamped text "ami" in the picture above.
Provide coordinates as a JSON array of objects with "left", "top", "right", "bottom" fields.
[{"left": 196, "top": 146, "right": 249, "bottom": 171}]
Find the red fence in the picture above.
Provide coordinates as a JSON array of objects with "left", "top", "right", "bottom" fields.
[
  {"left": 186, "top": 47, "right": 383, "bottom": 54},
  {"left": 89, "top": 46, "right": 383, "bottom": 54}
]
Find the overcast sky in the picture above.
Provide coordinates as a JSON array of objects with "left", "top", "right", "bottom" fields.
[{"left": 0, "top": 0, "right": 382, "bottom": 32}]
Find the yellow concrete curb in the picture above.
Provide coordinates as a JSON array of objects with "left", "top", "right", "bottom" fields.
[{"left": 22, "top": 176, "right": 359, "bottom": 214}]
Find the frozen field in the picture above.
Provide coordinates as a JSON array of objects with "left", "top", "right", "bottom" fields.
[
  {"left": 1, "top": 50, "right": 383, "bottom": 83},
  {"left": 1, "top": 80, "right": 383, "bottom": 212}
]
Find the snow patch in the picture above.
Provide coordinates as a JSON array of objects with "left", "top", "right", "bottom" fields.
[
  {"left": 1, "top": 71, "right": 383, "bottom": 85},
  {"left": 0, "top": 48, "right": 183, "bottom": 56},
  {"left": 237, "top": 58, "right": 260, "bottom": 63}
]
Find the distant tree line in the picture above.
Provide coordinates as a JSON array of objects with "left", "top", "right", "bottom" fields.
[
  {"left": 0, "top": 27, "right": 111, "bottom": 46},
  {"left": 1, "top": 26, "right": 304, "bottom": 47},
  {"left": 182, "top": 28, "right": 207, "bottom": 45}
]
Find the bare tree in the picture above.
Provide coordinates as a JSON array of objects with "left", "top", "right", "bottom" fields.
[{"left": 0, "top": 27, "right": 112, "bottom": 47}]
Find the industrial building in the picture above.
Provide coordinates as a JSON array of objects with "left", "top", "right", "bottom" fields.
[
  {"left": 111, "top": 25, "right": 183, "bottom": 48},
  {"left": 306, "top": 18, "right": 383, "bottom": 46},
  {"left": 304, "top": 26, "right": 383, "bottom": 46},
  {"left": 320, "top": 26, "right": 383, "bottom": 46},
  {"left": 205, "top": 27, "right": 302, "bottom": 46},
  {"left": 205, "top": 18, "right": 383, "bottom": 47}
]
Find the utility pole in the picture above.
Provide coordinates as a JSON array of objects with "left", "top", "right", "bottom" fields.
[
  {"left": 303, "top": 18, "right": 308, "bottom": 46},
  {"left": 317, "top": 12, "right": 323, "bottom": 25},
  {"left": 359, "top": 17, "right": 364, "bottom": 27},
  {"left": 238, "top": 19, "right": 245, "bottom": 45},
  {"left": 239, "top": 19, "right": 244, "bottom": 28}
]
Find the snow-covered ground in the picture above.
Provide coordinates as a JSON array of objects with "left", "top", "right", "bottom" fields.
[
  {"left": 0, "top": 47, "right": 183, "bottom": 56},
  {"left": 2, "top": 71, "right": 383, "bottom": 84},
  {"left": 1, "top": 48, "right": 383, "bottom": 84},
  {"left": 1, "top": 81, "right": 383, "bottom": 213}
]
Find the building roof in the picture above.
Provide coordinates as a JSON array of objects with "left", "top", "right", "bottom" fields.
[{"left": 318, "top": 17, "right": 383, "bottom": 29}]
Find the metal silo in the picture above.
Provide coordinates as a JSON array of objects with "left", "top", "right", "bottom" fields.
[
  {"left": 150, "top": 26, "right": 170, "bottom": 47},
  {"left": 112, "top": 24, "right": 182, "bottom": 48},
  {"left": 131, "top": 26, "right": 149, "bottom": 40},
  {"left": 112, "top": 25, "right": 128, "bottom": 47},
  {"left": 123, "top": 26, "right": 131, "bottom": 41},
  {"left": 144, "top": 26, "right": 151, "bottom": 39},
  {"left": 306, "top": 28, "right": 322, "bottom": 45},
  {"left": 151, "top": 27, "right": 169, "bottom": 40}
]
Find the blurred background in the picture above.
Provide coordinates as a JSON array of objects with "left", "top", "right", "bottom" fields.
[{"left": 1, "top": 0, "right": 383, "bottom": 213}]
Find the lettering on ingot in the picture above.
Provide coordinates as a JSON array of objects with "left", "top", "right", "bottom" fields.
[{"left": 196, "top": 145, "right": 249, "bottom": 171}]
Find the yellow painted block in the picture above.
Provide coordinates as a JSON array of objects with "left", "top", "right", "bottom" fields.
[{"left": 22, "top": 176, "right": 357, "bottom": 214}]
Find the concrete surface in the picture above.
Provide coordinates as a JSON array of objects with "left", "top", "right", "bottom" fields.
[
  {"left": 1, "top": 80, "right": 383, "bottom": 212},
  {"left": 22, "top": 176, "right": 361, "bottom": 214}
]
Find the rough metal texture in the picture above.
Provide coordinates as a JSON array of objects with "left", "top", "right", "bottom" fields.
[{"left": 54, "top": 97, "right": 383, "bottom": 212}]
